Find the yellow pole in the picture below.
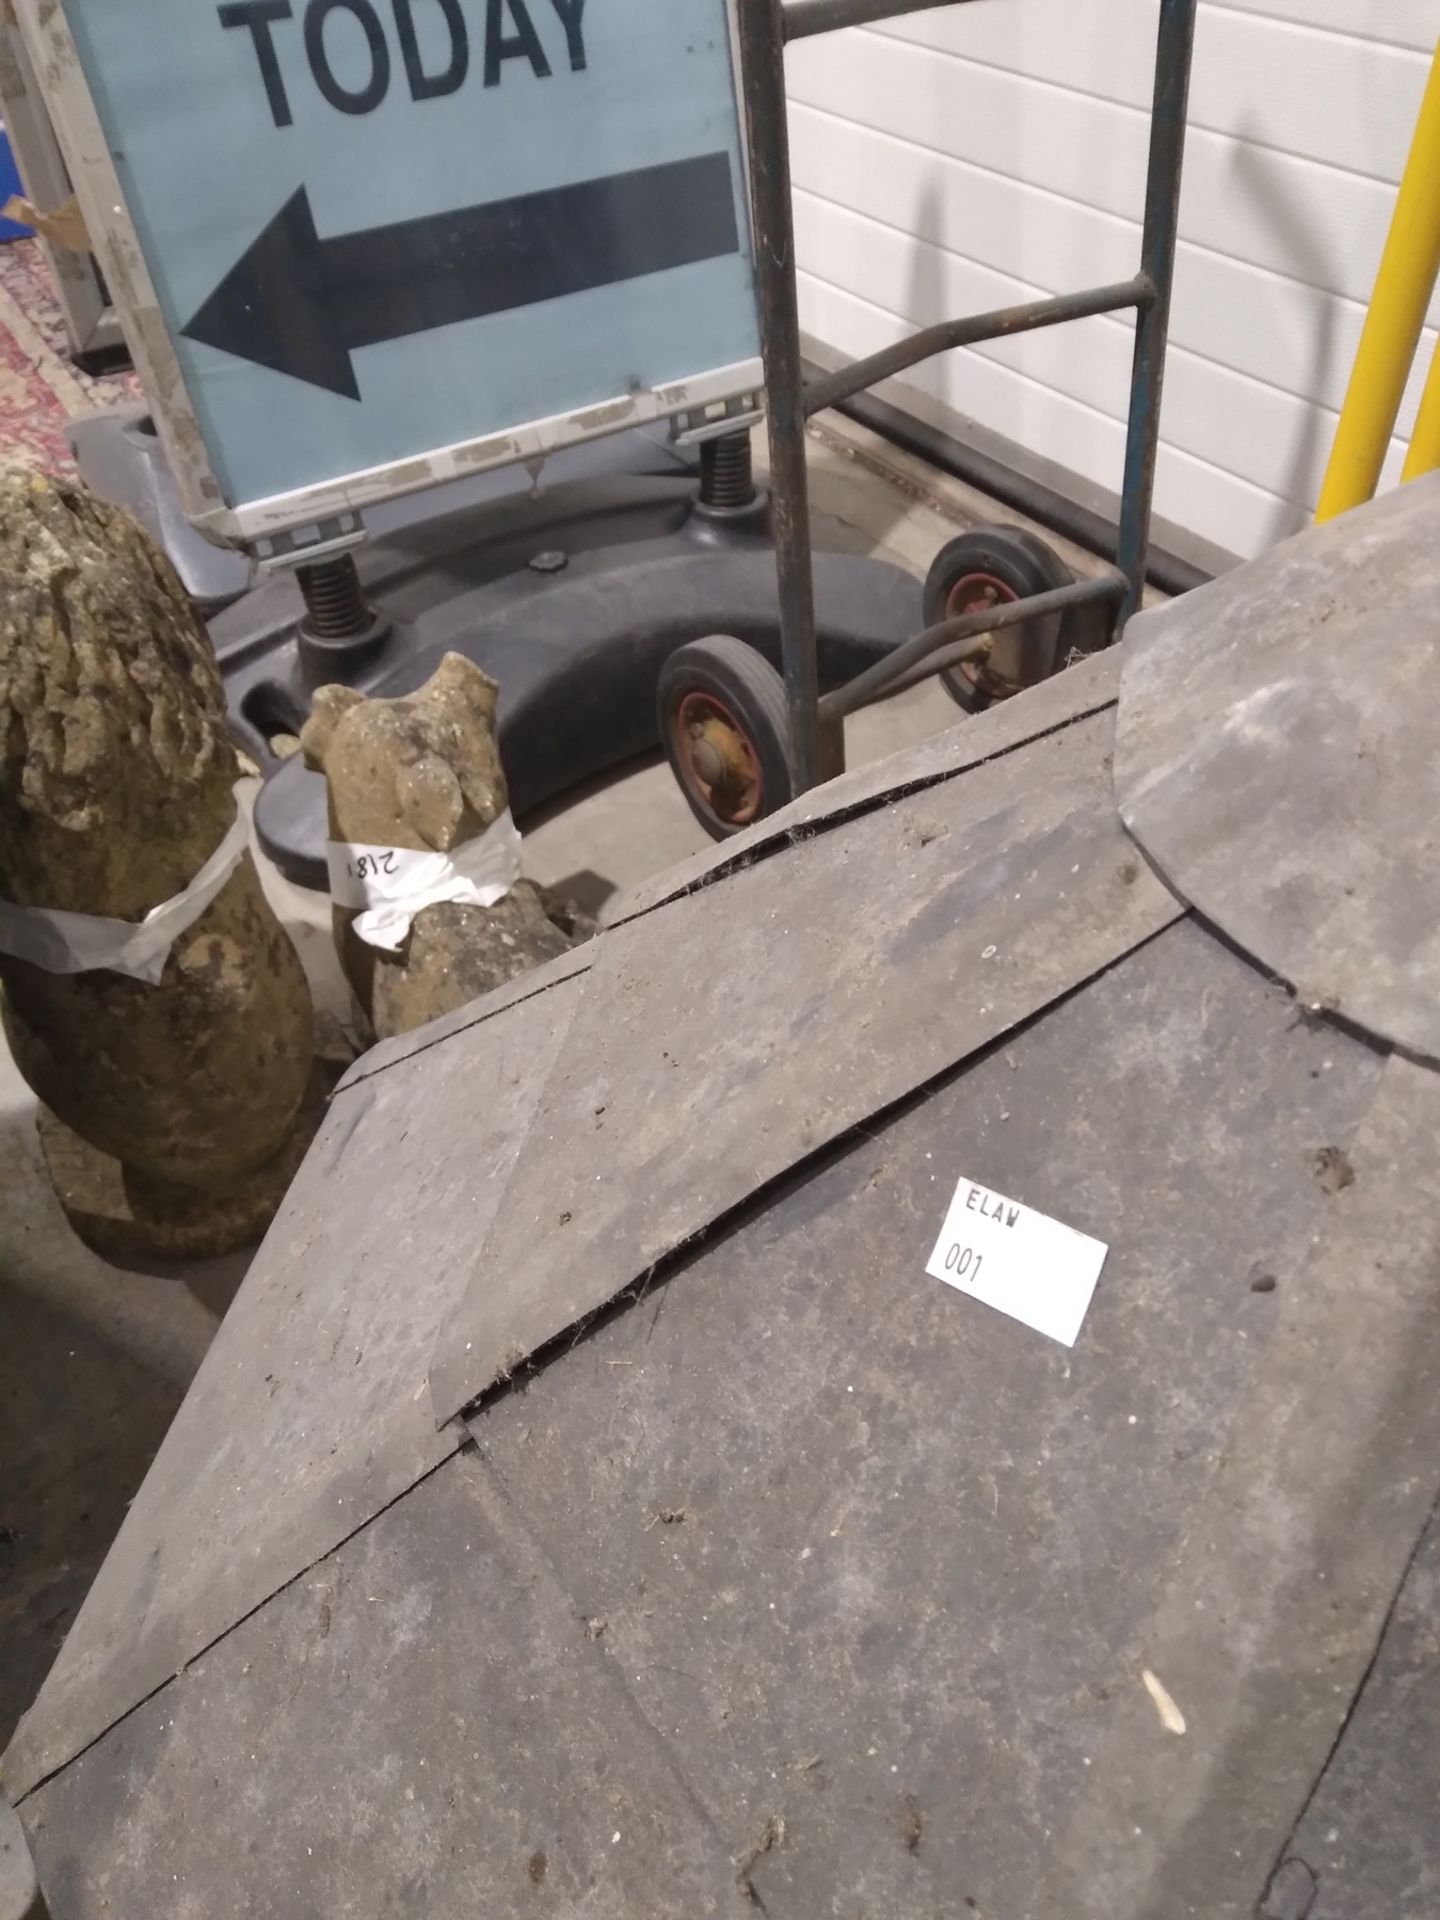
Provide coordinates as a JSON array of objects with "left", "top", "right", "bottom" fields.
[
  {"left": 1317, "top": 40, "right": 1440, "bottom": 522},
  {"left": 1401, "top": 330, "right": 1440, "bottom": 480}
]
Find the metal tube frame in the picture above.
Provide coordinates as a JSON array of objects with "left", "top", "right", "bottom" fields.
[
  {"left": 783, "top": 0, "right": 973, "bottom": 40},
  {"left": 1326, "top": 39, "right": 1440, "bottom": 508},
  {"left": 1113, "top": 0, "right": 1197, "bottom": 625},
  {"left": 805, "top": 277, "right": 1153, "bottom": 421},
  {"left": 819, "top": 573, "right": 1124, "bottom": 723},
  {"left": 744, "top": 0, "right": 1198, "bottom": 791}
]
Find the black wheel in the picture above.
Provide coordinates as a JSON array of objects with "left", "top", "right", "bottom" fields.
[
  {"left": 921, "top": 525, "right": 1075, "bottom": 712},
  {"left": 657, "top": 635, "right": 796, "bottom": 840}
]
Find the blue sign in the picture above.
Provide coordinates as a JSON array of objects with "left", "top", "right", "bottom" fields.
[{"left": 51, "top": 0, "right": 760, "bottom": 519}]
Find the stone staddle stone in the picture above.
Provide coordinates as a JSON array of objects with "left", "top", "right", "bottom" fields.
[
  {"left": 0, "top": 469, "right": 315, "bottom": 1251},
  {"left": 301, "top": 651, "right": 580, "bottom": 1043}
]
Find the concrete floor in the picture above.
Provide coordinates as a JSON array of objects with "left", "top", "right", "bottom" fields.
[{"left": 0, "top": 408, "right": 1127, "bottom": 1753}]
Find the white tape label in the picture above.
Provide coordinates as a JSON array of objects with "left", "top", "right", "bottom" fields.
[
  {"left": 925, "top": 1174, "right": 1108, "bottom": 1348},
  {"left": 0, "top": 782, "right": 254, "bottom": 986},
  {"left": 325, "top": 809, "right": 521, "bottom": 952}
]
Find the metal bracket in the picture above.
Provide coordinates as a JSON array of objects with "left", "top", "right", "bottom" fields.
[
  {"left": 249, "top": 515, "right": 368, "bottom": 577},
  {"left": 671, "top": 394, "right": 765, "bottom": 446}
]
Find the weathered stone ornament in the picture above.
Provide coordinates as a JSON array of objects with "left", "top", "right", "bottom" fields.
[
  {"left": 0, "top": 469, "right": 318, "bottom": 1260},
  {"left": 301, "top": 652, "right": 586, "bottom": 1043}
]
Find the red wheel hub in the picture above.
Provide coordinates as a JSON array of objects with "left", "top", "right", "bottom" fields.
[
  {"left": 945, "top": 569, "right": 1019, "bottom": 697},
  {"left": 673, "top": 689, "right": 764, "bottom": 826}
]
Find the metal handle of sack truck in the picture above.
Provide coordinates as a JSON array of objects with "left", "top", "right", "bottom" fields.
[
  {"left": 803, "top": 280, "right": 1158, "bottom": 422},
  {"left": 743, "top": 0, "right": 1197, "bottom": 795},
  {"left": 782, "top": 0, "right": 972, "bottom": 39},
  {"left": 819, "top": 573, "right": 1125, "bottom": 723}
]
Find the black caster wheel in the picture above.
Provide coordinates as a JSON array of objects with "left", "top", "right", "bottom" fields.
[
  {"left": 658, "top": 634, "right": 796, "bottom": 840},
  {"left": 921, "top": 525, "right": 1075, "bottom": 712}
]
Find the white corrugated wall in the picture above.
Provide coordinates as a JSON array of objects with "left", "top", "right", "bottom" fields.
[{"left": 786, "top": 1, "right": 1440, "bottom": 563}]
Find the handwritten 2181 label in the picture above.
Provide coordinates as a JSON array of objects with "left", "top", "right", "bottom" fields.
[{"left": 925, "top": 1175, "right": 1108, "bottom": 1348}]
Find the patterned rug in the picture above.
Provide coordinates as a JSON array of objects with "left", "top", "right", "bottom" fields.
[{"left": 0, "top": 238, "right": 139, "bottom": 472}]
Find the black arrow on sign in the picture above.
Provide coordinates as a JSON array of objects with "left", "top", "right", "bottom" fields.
[{"left": 182, "top": 151, "right": 741, "bottom": 399}]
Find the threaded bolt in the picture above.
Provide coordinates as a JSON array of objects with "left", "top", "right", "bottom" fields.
[
  {"left": 296, "top": 554, "right": 371, "bottom": 640},
  {"left": 698, "top": 431, "right": 756, "bottom": 512}
]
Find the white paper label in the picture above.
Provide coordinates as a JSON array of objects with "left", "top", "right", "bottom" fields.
[
  {"left": 925, "top": 1174, "right": 1108, "bottom": 1348},
  {"left": 325, "top": 809, "right": 522, "bottom": 952}
]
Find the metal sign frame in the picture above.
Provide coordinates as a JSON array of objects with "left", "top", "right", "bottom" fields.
[
  {"left": 0, "top": 16, "right": 125, "bottom": 369},
  {"left": 13, "top": 0, "right": 763, "bottom": 551}
]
